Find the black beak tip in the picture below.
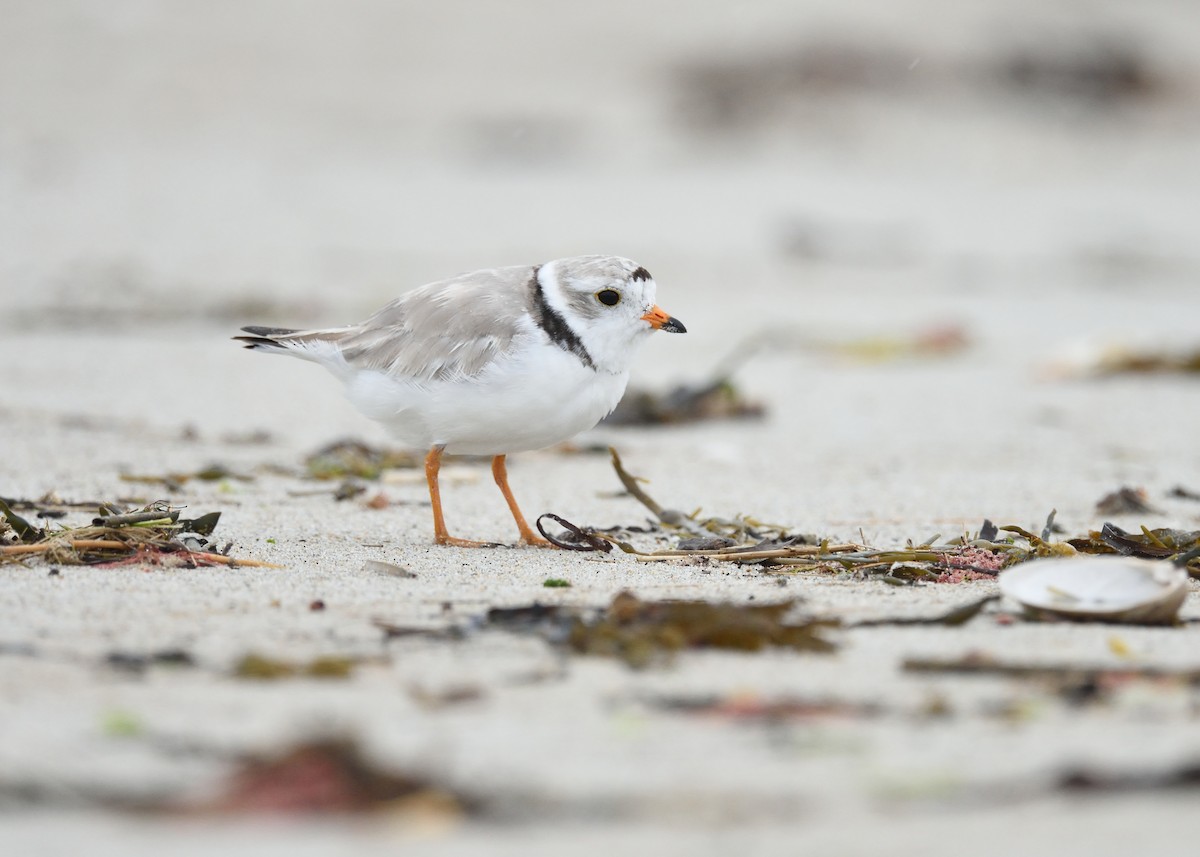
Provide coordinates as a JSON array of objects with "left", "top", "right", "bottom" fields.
[{"left": 662, "top": 317, "right": 687, "bottom": 334}]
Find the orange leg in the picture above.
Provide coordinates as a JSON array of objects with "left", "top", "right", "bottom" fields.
[
  {"left": 425, "top": 445, "right": 490, "bottom": 547},
  {"left": 492, "top": 455, "right": 553, "bottom": 547}
]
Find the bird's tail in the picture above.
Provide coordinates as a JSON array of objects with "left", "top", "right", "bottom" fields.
[
  {"left": 234, "top": 326, "right": 305, "bottom": 352},
  {"left": 233, "top": 325, "right": 353, "bottom": 372}
]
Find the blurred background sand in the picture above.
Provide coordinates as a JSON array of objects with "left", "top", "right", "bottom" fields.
[{"left": 4, "top": 0, "right": 1197, "bottom": 319}]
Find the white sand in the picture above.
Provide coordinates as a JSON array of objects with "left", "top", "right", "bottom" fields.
[{"left": 3, "top": 1, "right": 1200, "bottom": 854}]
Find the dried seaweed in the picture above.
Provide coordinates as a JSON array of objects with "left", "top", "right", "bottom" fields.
[
  {"left": 0, "top": 500, "right": 278, "bottom": 568},
  {"left": 0, "top": 497, "right": 40, "bottom": 542},
  {"left": 849, "top": 595, "right": 999, "bottom": 628},
  {"left": 596, "top": 452, "right": 1200, "bottom": 586},
  {"left": 199, "top": 738, "right": 475, "bottom": 817},
  {"left": 1067, "top": 524, "right": 1200, "bottom": 577},
  {"left": 567, "top": 591, "right": 838, "bottom": 669},
  {"left": 602, "top": 337, "right": 767, "bottom": 427},
  {"left": 119, "top": 464, "right": 254, "bottom": 491},
  {"left": 435, "top": 592, "right": 843, "bottom": 669},
  {"left": 1059, "top": 763, "right": 1200, "bottom": 793},
  {"left": 1095, "top": 486, "right": 1161, "bottom": 516},
  {"left": 304, "top": 439, "right": 423, "bottom": 480},
  {"left": 607, "top": 447, "right": 800, "bottom": 542},
  {"left": 603, "top": 379, "right": 765, "bottom": 426},
  {"left": 234, "top": 654, "right": 359, "bottom": 680},
  {"left": 1085, "top": 345, "right": 1200, "bottom": 377},
  {"left": 535, "top": 513, "right": 613, "bottom": 551},
  {"left": 106, "top": 649, "right": 196, "bottom": 673}
]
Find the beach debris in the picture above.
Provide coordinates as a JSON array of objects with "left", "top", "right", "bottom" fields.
[
  {"left": 0, "top": 498, "right": 35, "bottom": 544},
  {"left": 603, "top": 337, "right": 766, "bottom": 426},
  {"left": 904, "top": 652, "right": 1200, "bottom": 685},
  {"left": 674, "top": 34, "right": 1162, "bottom": 142},
  {"left": 647, "top": 692, "right": 878, "bottom": 721},
  {"left": 219, "top": 428, "right": 276, "bottom": 446},
  {"left": 101, "top": 710, "right": 143, "bottom": 738},
  {"left": 0, "top": 500, "right": 278, "bottom": 569},
  {"left": 445, "top": 592, "right": 841, "bottom": 669},
  {"left": 823, "top": 324, "right": 969, "bottom": 364},
  {"left": 574, "top": 453, "right": 1200, "bottom": 592},
  {"left": 234, "top": 654, "right": 359, "bottom": 680},
  {"left": 1094, "top": 345, "right": 1200, "bottom": 377},
  {"left": 364, "top": 492, "right": 390, "bottom": 509},
  {"left": 364, "top": 559, "right": 417, "bottom": 579},
  {"left": 484, "top": 603, "right": 572, "bottom": 643},
  {"left": 1067, "top": 524, "right": 1200, "bottom": 575},
  {"left": 607, "top": 447, "right": 799, "bottom": 542},
  {"left": 287, "top": 479, "right": 368, "bottom": 501},
  {"left": 119, "top": 464, "right": 254, "bottom": 491},
  {"left": 1095, "top": 486, "right": 1160, "bottom": 516},
  {"left": 543, "top": 578, "right": 571, "bottom": 588},
  {"left": 849, "top": 595, "right": 999, "bottom": 628},
  {"left": 1046, "top": 342, "right": 1200, "bottom": 379},
  {"left": 1058, "top": 762, "right": 1200, "bottom": 794},
  {"left": 106, "top": 649, "right": 196, "bottom": 674},
  {"left": 998, "top": 556, "right": 1188, "bottom": 625},
  {"left": 676, "top": 536, "right": 739, "bottom": 551},
  {"left": 199, "top": 738, "right": 473, "bottom": 820},
  {"left": 535, "top": 513, "right": 614, "bottom": 551},
  {"left": 410, "top": 684, "right": 486, "bottom": 709},
  {"left": 1001, "top": 40, "right": 1160, "bottom": 104},
  {"left": 566, "top": 591, "right": 838, "bottom": 669},
  {"left": 304, "top": 439, "right": 422, "bottom": 480},
  {"left": 371, "top": 619, "right": 463, "bottom": 642},
  {"left": 603, "top": 378, "right": 764, "bottom": 426}
]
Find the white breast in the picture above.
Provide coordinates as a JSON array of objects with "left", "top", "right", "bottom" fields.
[{"left": 343, "top": 336, "right": 629, "bottom": 456}]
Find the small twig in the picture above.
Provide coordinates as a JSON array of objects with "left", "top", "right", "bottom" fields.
[
  {"left": 608, "top": 447, "right": 666, "bottom": 519},
  {"left": 0, "top": 539, "right": 131, "bottom": 556},
  {"left": 182, "top": 551, "right": 283, "bottom": 569},
  {"left": 92, "top": 510, "right": 180, "bottom": 527}
]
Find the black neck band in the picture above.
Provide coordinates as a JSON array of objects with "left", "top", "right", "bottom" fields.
[{"left": 530, "top": 267, "right": 595, "bottom": 370}]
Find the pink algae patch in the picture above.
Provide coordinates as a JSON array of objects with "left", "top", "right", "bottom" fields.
[{"left": 935, "top": 547, "right": 1007, "bottom": 583}]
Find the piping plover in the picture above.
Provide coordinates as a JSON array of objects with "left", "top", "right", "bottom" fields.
[{"left": 236, "top": 255, "right": 686, "bottom": 547}]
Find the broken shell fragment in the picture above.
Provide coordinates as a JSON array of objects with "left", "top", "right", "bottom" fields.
[{"left": 998, "top": 556, "right": 1189, "bottom": 625}]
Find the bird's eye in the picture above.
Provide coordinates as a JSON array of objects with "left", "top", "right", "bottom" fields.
[{"left": 596, "top": 289, "right": 621, "bottom": 306}]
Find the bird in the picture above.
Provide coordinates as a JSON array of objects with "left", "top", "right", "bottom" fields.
[{"left": 235, "top": 255, "right": 686, "bottom": 547}]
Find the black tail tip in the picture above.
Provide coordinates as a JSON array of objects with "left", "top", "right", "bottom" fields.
[
  {"left": 233, "top": 335, "right": 283, "bottom": 350},
  {"left": 240, "top": 325, "right": 298, "bottom": 337}
]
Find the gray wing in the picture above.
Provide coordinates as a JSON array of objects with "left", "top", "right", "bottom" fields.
[{"left": 252, "top": 265, "right": 537, "bottom": 382}]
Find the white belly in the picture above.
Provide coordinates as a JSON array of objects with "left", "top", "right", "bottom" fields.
[{"left": 344, "top": 346, "right": 629, "bottom": 455}]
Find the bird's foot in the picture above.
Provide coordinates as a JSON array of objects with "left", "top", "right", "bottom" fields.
[
  {"left": 434, "top": 534, "right": 502, "bottom": 548},
  {"left": 518, "top": 533, "right": 557, "bottom": 549}
]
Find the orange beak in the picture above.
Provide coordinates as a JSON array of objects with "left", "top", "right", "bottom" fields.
[{"left": 640, "top": 305, "right": 687, "bottom": 334}]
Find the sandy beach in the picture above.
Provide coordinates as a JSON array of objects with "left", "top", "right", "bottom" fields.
[{"left": 3, "top": 1, "right": 1200, "bottom": 854}]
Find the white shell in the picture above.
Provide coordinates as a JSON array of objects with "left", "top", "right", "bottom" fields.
[{"left": 998, "top": 556, "right": 1190, "bottom": 625}]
